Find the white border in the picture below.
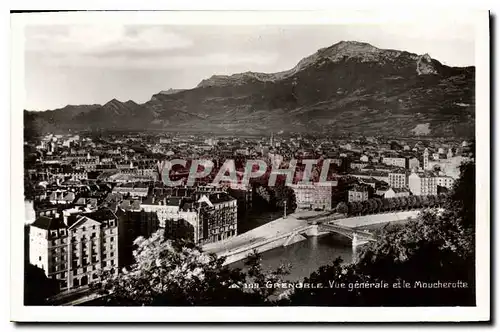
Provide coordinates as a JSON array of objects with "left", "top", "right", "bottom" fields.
[{"left": 9, "top": 9, "right": 490, "bottom": 322}]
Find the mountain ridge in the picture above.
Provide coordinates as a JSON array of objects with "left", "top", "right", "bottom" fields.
[{"left": 24, "top": 41, "right": 475, "bottom": 138}]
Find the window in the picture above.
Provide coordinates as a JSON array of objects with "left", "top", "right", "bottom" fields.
[
  {"left": 73, "top": 270, "right": 77, "bottom": 276},
  {"left": 39, "top": 256, "right": 41, "bottom": 261},
  {"left": 82, "top": 227, "right": 86, "bottom": 232}
]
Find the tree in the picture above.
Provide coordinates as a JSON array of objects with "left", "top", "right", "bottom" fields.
[
  {"left": 272, "top": 184, "right": 297, "bottom": 214},
  {"left": 406, "top": 195, "right": 415, "bottom": 210},
  {"left": 382, "top": 198, "right": 390, "bottom": 212},
  {"left": 360, "top": 200, "right": 370, "bottom": 215},
  {"left": 390, "top": 197, "right": 400, "bottom": 211},
  {"left": 413, "top": 195, "right": 422, "bottom": 209},
  {"left": 336, "top": 202, "right": 349, "bottom": 216},
  {"left": 374, "top": 198, "right": 383, "bottom": 213},
  {"left": 93, "top": 232, "right": 287, "bottom": 306},
  {"left": 399, "top": 196, "right": 408, "bottom": 210},
  {"left": 24, "top": 263, "right": 60, "bottom": 305},
  {"left": 353, "top": 201, "right": 363, "bottom": 216},
  {"left": 256, "top": 185, "right": 271, "bottom": 203}
]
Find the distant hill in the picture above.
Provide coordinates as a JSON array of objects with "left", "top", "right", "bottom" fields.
[{"left": 24, "top": 41, "right": 475, "bottom": 137}]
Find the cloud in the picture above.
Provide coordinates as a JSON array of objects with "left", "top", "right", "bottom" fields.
[
  {"left": 38, "top": 51, "right": 279, "bottom": 70},
  {"left": 25, "top": 25, "right": 193, "bottom": 56}
]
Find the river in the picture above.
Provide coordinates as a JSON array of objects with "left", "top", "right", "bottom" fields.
[{"left": 229, "top": 230, "right": 353, "bottom": 282}]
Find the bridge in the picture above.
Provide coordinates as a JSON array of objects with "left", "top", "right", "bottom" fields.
[{"left": 203, "top": 210, "right": 421, "bottom": 265}]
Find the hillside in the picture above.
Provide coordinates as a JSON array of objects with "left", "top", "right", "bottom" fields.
[{"left": 24, "top": 41, "right": 475, "bottom": 138}]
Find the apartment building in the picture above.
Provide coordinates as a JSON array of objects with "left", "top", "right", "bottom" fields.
[
  {"left": 388, "top": 171, "right": 409, "bottom": 189},
  {"left": 141, "top": 191, "right": 238, "bottom": 245},
  {"left": 29, "top": 208, "right": 119, "bottom": 291},
  {"left": 348, "top": 185, "right": 369, "bottom": 202},
  {"left": 408, "top": 171, "right": 438, "bottom": 196},
  {"left": 290, "top": 183, "right": 336, "bottom": 211}
]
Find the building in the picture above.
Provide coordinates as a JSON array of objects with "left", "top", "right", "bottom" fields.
[
  {"left": 423, "top": 148, "right": 430, "bottom": 170},
  {"left": 141, "top": 191, "right": 238, "bottom": 245},
  {"left": 197, "top": 192, "right": 238, "bottom": 243},
  {"left": 112, "top": 182, "right": 150, "bottom": 198},
  {"left": 388, "top": 171, "right": 408, "bottom": 189},
  {"left": 436, "top": 175, "right": 455, "bottom": 190},
  {"left": 290, "top": 183, "right": 336, "bottom": 211},
  {"left": 375, "top": 187, "right": 390, "bottom": 197},
  {"left": 408, "top": 171, "right": 438, "bottom": 196},
  {"left": 116, "top": 208, "right": 160, "bottom": 267},
  {"left": 350, "top": 171, "right": 389, "bottom": 183},
  {"left": 48, "top": 190, "right": 76, "bottom": 205},
  {"left": 359, "top": 155, "right": 370, "bottom": 162},
  {"left": 350, "top": 162, "right": 369, "bottom": 170},
  {"left": 29, "top": 208, "right": 119, "bottom": 292},
  {"left": 359, "top": 177, "right": 381, "bottom": 189},
  {"left": 384, "top": 187, "right": 411, "bottom": 199},
  {"left": 424, "top": 148, "right": 470, "bottom": 179},
  {"left": 408, "top": 157, "right": 420, "bottom": 170},
  {"left": 348, "top": 185, "right": 369, "bottom": 202},
  {"left": 382, "top": 157, "right": 407, "bottom": 168}
]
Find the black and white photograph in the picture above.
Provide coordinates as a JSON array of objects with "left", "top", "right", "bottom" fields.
[{"left": 9, "top": 9, "right": 490, "bottom": 322}]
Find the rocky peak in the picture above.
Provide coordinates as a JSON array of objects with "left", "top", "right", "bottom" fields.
[
  {"left": 416, "top": 53, "right": 438, "bottom": 75},
  {"left": 103, "top": 98, "right": 125, "bottom": 110}
]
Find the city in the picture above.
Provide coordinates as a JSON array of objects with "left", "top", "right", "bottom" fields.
[
  {"left": 15, "top": 19, "right": 480, "bottom": 312},
  {"left": 23, "top": 130, "right": 474, "bottom": 304}
]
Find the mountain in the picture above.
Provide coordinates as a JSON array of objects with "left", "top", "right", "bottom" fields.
[{"left": 24, "top": 41, "right": 475, "bottom": 137}]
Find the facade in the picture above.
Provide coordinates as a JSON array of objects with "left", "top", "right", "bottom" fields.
[
  {"left": 350, "top": 162, "right": 369, "bottom": 170},
  {"left": 197, "top": 193, "right": 238, "bottom": 244},
  {"left": 423, "top": 148, "right": 430, "bottom": 170},
  {"left": 116, "top": 209, "right": 160, "bottom": 267},
  {"left": 408, "top": 157, "right": 420, "bottom": 170},
  {"left": 290, "top": 183, "right": 335, "bottom": 211},
  {"left": 348, "top": 185, "right": 369, "bottom": 202},
  {"left": 388, "top": 171, "right": 408, "bottom": 189},
  {"left": 48, "top": 190, "right": 76, "bottom": 205},
  {"left": 29, "top": 208, "right": 119, "bottom": 291},
  {"left": 384, "top": 187, "right": 411, "bottom": 198},
  {"left": 382, "top": 157, "right": 406, "bottom": 168},
  {"left": 141, "top": 192, "right": 238, "bottom": 245},
  {"left": 350, "top": 171, "right": 389, "bottom": 183},
  {"left": 408, "top": 172, "right": 438, "bottom": 196},
  {"left": 112, "top": 183, "right": 150, "bottom": 198},
  {"left": 436, "top": 176, "right": 455, "bottom": 190}
]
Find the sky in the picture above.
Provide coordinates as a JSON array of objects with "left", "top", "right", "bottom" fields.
[{"left": 24, "top": 24, "right": 476, "bottom": 111}]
